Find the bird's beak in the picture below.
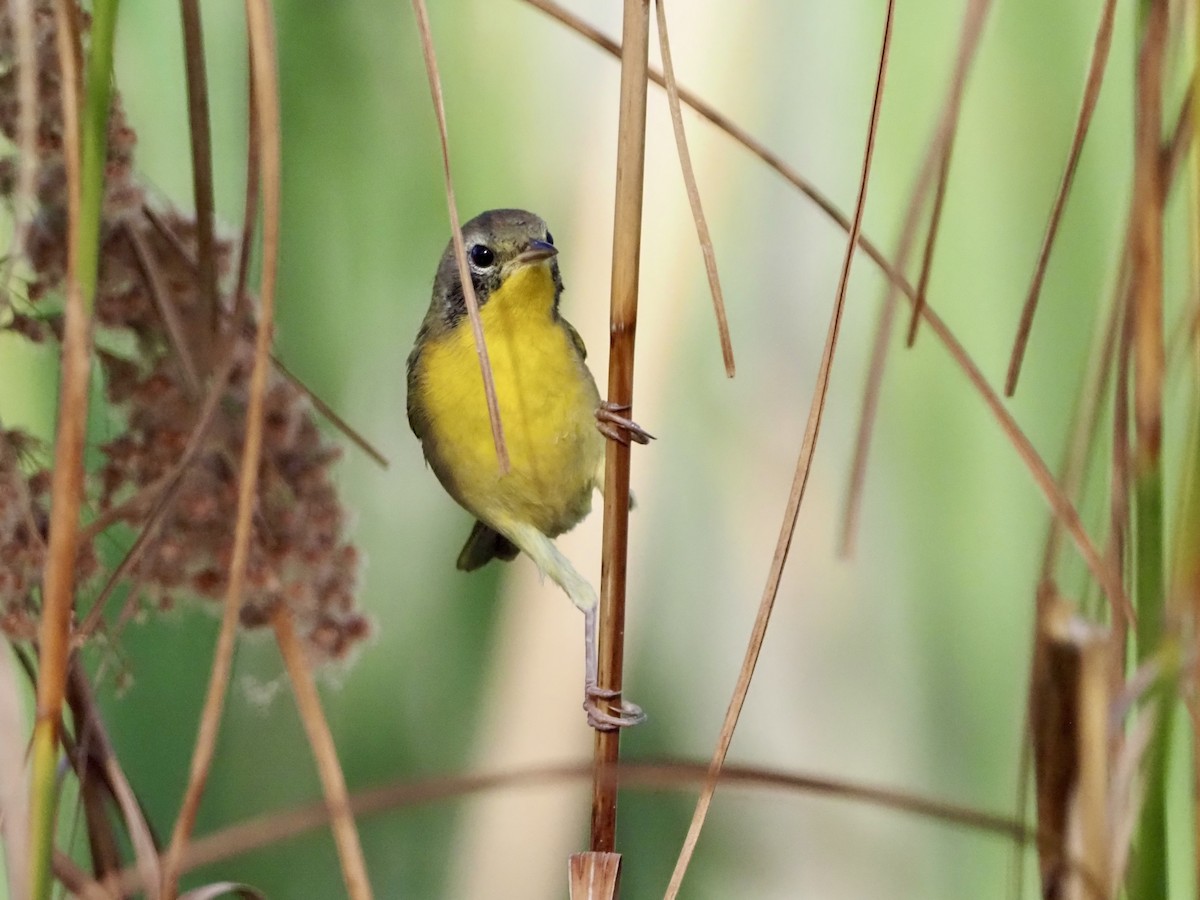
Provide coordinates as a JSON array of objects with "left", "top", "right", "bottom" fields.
[{"left": 512, "top": 239, "right": 558, "bottom": 267}]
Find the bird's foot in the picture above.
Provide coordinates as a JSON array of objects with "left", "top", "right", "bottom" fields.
[
  {"left": 584, "top": 682, "right": 646, "bottom": 731},
  {"left": 595, "top": 401, "right": 654, "bottom": 446}
]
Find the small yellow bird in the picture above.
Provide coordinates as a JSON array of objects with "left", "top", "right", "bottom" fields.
[{"left": 407, "top": 209, "right": 650, "bottom": 730}]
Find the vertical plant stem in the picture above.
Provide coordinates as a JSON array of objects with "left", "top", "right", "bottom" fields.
[
  {"left": 665, "top": 3, "right": 895, "bottom": 893},
  {"left": 272, "top": 607, "right": 373, "bottom": 900},
  {"left": 179, "top": 0, "right": 219, "bottom": 369},
  {"left": 28, "top": 3, "right": 118, "bottom": 898},
  {"left": 160, "top": 1, "right": 280, "bottom": 893},
  {"left": 1185, "top": 6, "right": 1200, "bottom": 887},
  {"left": 1129, "top": 1, "right": 1169, "bottom": 897},
  {"left": 591, "top": 0, "right": 650, "bottom": 858}
]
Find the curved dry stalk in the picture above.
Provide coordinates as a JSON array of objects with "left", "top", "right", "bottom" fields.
[
  {"left": 654, "top": 0, "right": 734, "bottom": 376},
  {"left": 410, "top": 0, "right": 509, "bottom": 473},
  {"left": 160, "top": 2, "right": 282, "bottom": 893},
  {"left": 272, "top": 606, "right": 373, "bottom": 899},
  {"left": 117, "top": 757, "right": 1037, "bottom": 894},
  {"left": 905, "top": 135, "right": 955, "bottom": 347},
  {"left": 665, "top": 2, "right": 895, "bottom": 894},
  {"left": 1005, "top": 0, "right": 1119, "bottom": 396}
]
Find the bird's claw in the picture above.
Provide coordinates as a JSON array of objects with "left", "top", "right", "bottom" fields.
[
  {"left": 584, "top": 682, "right": 646, "bottom": 731},
  {"left": 595, "top": 402, "right": 654, "bottom": 446}
]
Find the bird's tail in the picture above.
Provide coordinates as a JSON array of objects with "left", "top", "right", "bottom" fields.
[{"left": 456, "top": 519, "right": 520, "bottom": 571}]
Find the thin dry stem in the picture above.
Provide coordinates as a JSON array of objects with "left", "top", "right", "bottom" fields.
[
  {"left": 160, "top": 2, "right": 282, "bottom": 892},
  {"left": 842, "top": 0, "right": 992, "bottom": 554},
  {"left": 665, "top": 3, "right": 895, "bottom": 893},
  {"left": 410, "top": 0, "right": 509, "bottom": 473},
  {"left": 179, "top": 0, "right": 219, "bottom": 369},
  {"left": 653, "top": 0, "right": 734, "bottom": 376},
  {"left": 272, "top": 606, "right": 373, "bottom": 900},
  {"left": 1005, "top": 0, "right": 1118, "bottom": 396},
  {"left": 591, "top": 0, "right": 650, "bottom": 855},
  {"left": 905, "top": 135, "right": 954, "bottom": 347}
]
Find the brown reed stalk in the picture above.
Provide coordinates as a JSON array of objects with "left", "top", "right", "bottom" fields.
[
  {"left": 179, "top": 0, "right": 219, "bottom": 370},
  {"left": 665, "top": 2, "right": 895, "bottom": 893},
  {"left": 410, "top": 0, "right": 509, "bottom": 473},
  {"left": 589, "top": 0, "right": 650, "bottom": 864},
  {"left": 1005, "top": 0, "right": 1119, "bottom": 396},
  {"left": 271, "top": 606, "right": 373, "bottom": 900},
  {"left": 654, "top": 0, "right": 734, "bottom": 377},
  {"left": 160, "top": 1, "right": 282, "bottom": 892}
]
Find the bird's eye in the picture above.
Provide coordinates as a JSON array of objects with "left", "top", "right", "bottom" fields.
[
  {"left": 545, "top": 231, "right": 555, "bottom": 246},
  {"left": 469, "top": 244, "right": 495, "bottom": 268}
]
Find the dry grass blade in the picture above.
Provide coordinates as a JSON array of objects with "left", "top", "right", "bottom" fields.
[
  {"left": 124, "top": 221, "right": 202, "bottom": 395},
  {"left": 1005, "top": 0, "right": 1118, "bottom": 396},
  {"left": 0, "top": 645, "right": 30, "bottom": 899},
  {"left": 665, "top": 3, "right": 895, "bottom": 894},
  {"left": 409, "top": 0, "right": 509, "bottom": 473},
  {"left": 843, "top": 0, "right": 992, "bottom": 553},
  {"left": 271, "top": 355, "right": 390, "bottom": 468},
  {"left": 272, "top": 607, "right": 373, "bottom": 900},
  {"left": 115, "top": 757, "right": 1035, "bottom": 892},
  {"left": 233, "top": 56, "right": 259, "bottom": 321},
  {"left": 160, "top": 1, "right": 283, "bottom": 892},
  {"left": 29, "top": 4, "right": 88, "bottom": 896},
  {"left": 905, "top": 135, "right": 954, "bottom": 347},
  {"left": 591, "top": 0, "right": 650, "bottom": 855},
  {"left": 179, "top": 0, "right": 219, "bottom": 369},
  {"left": 653, "top": 0, "right": 734, "bottom": 376}
]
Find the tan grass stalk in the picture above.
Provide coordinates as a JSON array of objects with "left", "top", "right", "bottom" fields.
[
  {"left": 179, "top": 0, "right": 220, "bottom": 369},
  {"left": 271, "top": 356, "right": 389, "bottom": 468},
  {"left": 409, "top": 0, "right": 509, "bottom": 472},
  {"left": 271, "top": 606, "right": 373, "bottom": 900},
  {"left": 160, "top": 1, "right": 282, "bottom": 892},
  {"left": 28, "top": 4, "right": 87, "bottom": 897},
  {"left": 1005, "top": 0, "right": 1119, "bottom": 396},
  {"left": 590, "top": 0, "right": 651, "bottom": 859},
  {"left": 665, "top": 3, "right": 895, "bottom": 893},
  {"left": 653, "top": 0, "right": 734, "bottom": 376}
]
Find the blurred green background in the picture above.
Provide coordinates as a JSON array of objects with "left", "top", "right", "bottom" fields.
[{"left": 2, "top": 0, "right": 1195, "bottom": 897}]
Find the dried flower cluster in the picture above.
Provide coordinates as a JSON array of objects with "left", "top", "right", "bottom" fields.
[{"left": 0, "top": 0, "right": 369, "bottom": 662}]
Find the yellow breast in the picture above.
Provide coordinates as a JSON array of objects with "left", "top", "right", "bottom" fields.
[{"left": 414, "top": 264, "right": 603, "bottom": 536}]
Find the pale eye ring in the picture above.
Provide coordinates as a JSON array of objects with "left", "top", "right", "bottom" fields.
[{"left": 469, "top": 244, "right": 495, "bottom": 268}]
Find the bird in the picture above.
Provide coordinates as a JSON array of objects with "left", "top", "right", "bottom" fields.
[{"left": 406, "top": 208, "right": 651, "bottom": 730}]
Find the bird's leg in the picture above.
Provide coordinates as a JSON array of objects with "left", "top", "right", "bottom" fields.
[
  {"left": 497, "top": 519, "right": 645, "bottom": 731},
  {"left": 582, "top": 603, "right": 645, "bottom": 731},
  {"left": 595, "top": 401, "right": 654, "bottom": 446}
]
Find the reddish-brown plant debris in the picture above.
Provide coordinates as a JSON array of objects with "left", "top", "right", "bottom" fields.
[{"left": 0, "top": 0, "right": 369, "bottom": 663}]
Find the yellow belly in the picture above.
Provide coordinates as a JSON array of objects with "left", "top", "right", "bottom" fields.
[{"left": 415, "top": 266, "right": 603, "bottom": 537}]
